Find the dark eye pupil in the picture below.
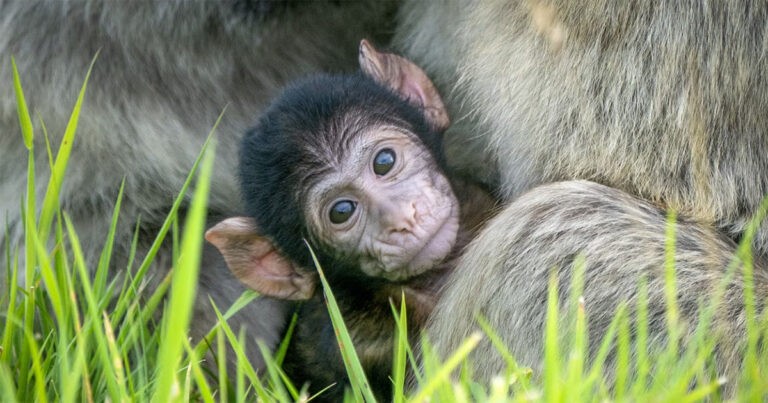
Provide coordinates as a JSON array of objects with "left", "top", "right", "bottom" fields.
[
  {"left": 373, "top": 148, "right": 396, "bottom": 175},
  {"left": 329, "top": 200, "right": 356, "bottom": 224}
]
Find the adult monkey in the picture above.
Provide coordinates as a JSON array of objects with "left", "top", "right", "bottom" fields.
[
  {"left": 0, "top": 0, "right": 397, "bottom": 369},
  {"left": 394, "top": 0, "right": 768, "bottom": 393},
  {"left": 396, "top": 1, "right": 768, "bottom": 247}
]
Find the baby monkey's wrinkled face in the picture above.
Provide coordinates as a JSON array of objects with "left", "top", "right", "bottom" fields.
[{"left": 304, "top": 125, "right": 459, "bottom": 281}]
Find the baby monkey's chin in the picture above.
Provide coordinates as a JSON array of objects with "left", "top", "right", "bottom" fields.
[{"left": 380, "top": 204, "right": 461, "bottom": 282}]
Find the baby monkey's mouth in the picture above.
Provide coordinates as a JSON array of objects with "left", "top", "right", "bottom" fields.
[{"left": 377, "top": 198, "right": 460, "bottom": 282}]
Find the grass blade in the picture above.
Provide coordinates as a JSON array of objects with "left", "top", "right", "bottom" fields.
[
  {"left": 391, "top": 295, "right": 408, "bottom": 403},
  {"left": 274, "top": 310, "right": 298, "bottom": 366},
  {"left": 306, "top": 242, "right": 376, "bottom": 402},
  {"left": 94, "top": 179, "right": 126, "bottom": 296},
  {"left": 151, "top": 142, "right": 215, "bottom": 402},
  {"left": 37, "top": 54, "right": 97, "bottom": 241},
  {"left": 11, "top": 57, "right": 34, "bottom": 150}
]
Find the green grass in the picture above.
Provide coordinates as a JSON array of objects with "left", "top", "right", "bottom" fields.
[{"left": 2, "top": 62, "right": 768, "bottom": 402}]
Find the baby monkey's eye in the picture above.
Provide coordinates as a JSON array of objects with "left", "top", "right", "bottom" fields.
[
  {"left": 373, "top": 148, "right": 396, "bottom": 176},
  {"left": 329, "top": 200, "right": 357, "bottom": 224}
]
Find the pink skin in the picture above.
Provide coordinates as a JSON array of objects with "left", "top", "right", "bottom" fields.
[
  {"left": 306, "top": 126, "right": 460, "bottom": 281},
  {"left": 360, "top": 162, "right": 459, "bottom": 280}
]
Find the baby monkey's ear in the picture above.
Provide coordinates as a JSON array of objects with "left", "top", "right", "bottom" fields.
[
  {"left": 205, "top": 217, "right": 316, "bottom": 301},
  {"left": 359, "top": 39, "right": 450, "bottom": 132}
]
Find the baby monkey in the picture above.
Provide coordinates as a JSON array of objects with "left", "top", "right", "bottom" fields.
[{"left": 206, "top": 40, "right": 495, "bottom": 400}]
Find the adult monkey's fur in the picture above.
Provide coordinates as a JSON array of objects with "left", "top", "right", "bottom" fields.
[
  {"left": 0, "top": 0, "right": 397, "bottom": 369},
  {"left": 395, "top": 0, "right": 768, "bottom": 393},
  {"left": 396, "top": 1, "right": 768, "bottom": 246}
]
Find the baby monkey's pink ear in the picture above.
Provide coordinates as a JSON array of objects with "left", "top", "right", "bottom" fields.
[
  {"left": 359, "top": 39, "right": 450, "bottom": 132},
  {"left": 205, "top": 217, "right": 316, "bottom": 301}
]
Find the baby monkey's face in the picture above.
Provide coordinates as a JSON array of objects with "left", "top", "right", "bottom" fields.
[{"left": 304, "top": 125, "right": 459, "bottom": 281}]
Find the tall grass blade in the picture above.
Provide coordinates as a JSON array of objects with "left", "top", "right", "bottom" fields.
[
  {"left": 64, "top": 214, "right": 124, "bottom": 400},
  {"left": 274, "top": 311, "right": 298, "bottom": 366},
  {"left": 151, "top": 141, "right": 215, "bottom": 402},
  {"left": 306, "top": 242, "right": 376, "bottom": 402},
  {"left": 11, "top": 57, "right": 33, "bottom": 150},
  {"left": 14, "top": 66, "right": 38, "bottom": 399},
  {"left": 94, "top": 179, "right": 126, "bottom": 296},
  {"left": 216, "top": 323, "right": 228, "bottom": 402},
  {"left": 38, "top": 54, "right": 97, "bottom": 241},
  {"left": 565, "top": 256, "right": 587, "bottom": 397},
  {"left": 663, "top": 210, "right": 680, "bottom": 358},
  {"left": 29, "top": 222, "right": 64, "bottom": 322},
  {"left": 615, "top": 307, "right": 631, "bottom": 399},
  {"left": 103, "top": 312, "right": 128, "bottom": 398},
  {"left": 391, "top": 294, "right": 408, "bottom": 403},
  {"left": 235, "top": 330, "right": 247, "bottom": 403}
]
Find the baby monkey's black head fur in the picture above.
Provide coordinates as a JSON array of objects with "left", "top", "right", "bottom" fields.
[{"left": 240, "top": 70, "right": 447, "bottom": 269}]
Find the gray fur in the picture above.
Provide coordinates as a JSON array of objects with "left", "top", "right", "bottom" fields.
[
  {"left": 0, "top": 0, "right": 397, "bottom": 368},
  {"left": 395, "top": 1, "right": 768, "bottom": 254},
  {"left": 427, "top": 180, "right": 760, "bottom": 392},
  {"left": 394, "top": 4, "right": 768, "bottom": 392}
]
